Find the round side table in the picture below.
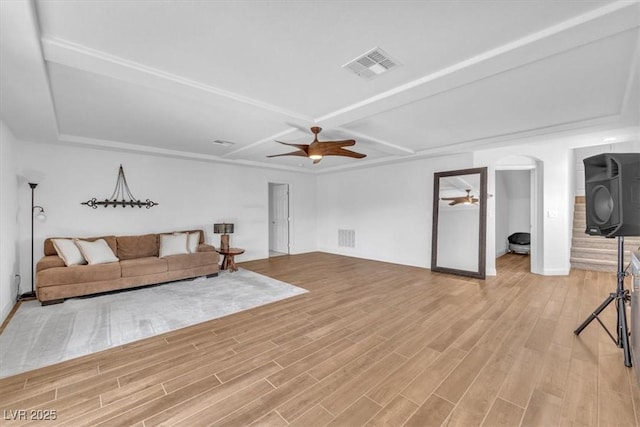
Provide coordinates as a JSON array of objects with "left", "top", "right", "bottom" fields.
[{"left": 216, "top": 247, "right": 245, "bottom": 272}]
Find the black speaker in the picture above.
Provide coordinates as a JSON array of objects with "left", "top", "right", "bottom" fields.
[{"left": 584, "top": 153, "right": 640, "bottom": 237}]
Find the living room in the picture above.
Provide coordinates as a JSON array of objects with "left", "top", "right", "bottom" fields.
[{"left": 1, "top": 1, "right": 639, "bottom": 425}]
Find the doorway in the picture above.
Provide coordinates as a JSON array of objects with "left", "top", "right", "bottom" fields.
[
  {"left": 495, "top": 169, "right": 533, "bottom": 272},
  {"left": 268, "top": 183, "right": 290, "bottom": 257}
]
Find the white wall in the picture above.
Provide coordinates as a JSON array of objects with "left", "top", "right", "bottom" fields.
[
  {"left": 494, "top": 172, "right": 510, "bottom": 257},
  {"left": 505, "top": 170, "right": 531, "bottom": 236},
  {"left": 15, "top": 141, "right": 317, "bottom": 295},
  {"left": 0, "top": 122, "right": 20, "bottom": 324},
  {"left": 316, "top": 153, "right": 473, "bottom": 268}
]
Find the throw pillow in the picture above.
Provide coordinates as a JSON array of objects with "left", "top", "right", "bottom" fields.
[
  {"left": 160, "top": 233, "right": 189, "bottom": 258},
  {"left": 74, "top": 238, "right": 120, "bottom": 265},
  {"left": 186, "top": 231, "right": 200, "bottom": 253},
  {"left": 51, "top": 238, "right": 87, "bottom": 266}
]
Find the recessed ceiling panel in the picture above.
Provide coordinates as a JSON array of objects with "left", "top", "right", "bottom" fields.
[
  {"left": 36, "top": 0, "right": 618, "bottom": 118},
  {"left": 341, "top": 29, "right": 637, "bottom": 152},
  {"left": 48, "top": 63, "right": 288, "bottom": 156}
]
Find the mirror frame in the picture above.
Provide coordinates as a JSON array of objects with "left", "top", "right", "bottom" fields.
[{"left": 431, "top": 167, "right": 487, "bottom": 279}]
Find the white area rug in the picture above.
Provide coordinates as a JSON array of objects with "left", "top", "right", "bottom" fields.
[{"left": 0, "top": 269, "right": 307, "bottom": 378}]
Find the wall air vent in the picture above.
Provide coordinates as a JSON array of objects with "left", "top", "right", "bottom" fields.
[
  {"left": 212, "top": 140, "right": 235, "bottom": 147},
  {"left": 342, "top": 47, "right": 400, "bottom": 80},
  {"left": 338, "top": 229, "right": 355, "bottom": 248}
]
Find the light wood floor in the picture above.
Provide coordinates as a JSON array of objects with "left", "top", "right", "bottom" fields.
[{"left": 1, "top": 252, "right": 639, "bottom": 426}]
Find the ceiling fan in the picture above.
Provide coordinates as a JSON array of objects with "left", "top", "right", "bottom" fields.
[
  {"left": 441, "top": 189, "right": 479, "bottom": 206},
  {"left": 267, "top": 126, "right": 366, "bottom": 164}
]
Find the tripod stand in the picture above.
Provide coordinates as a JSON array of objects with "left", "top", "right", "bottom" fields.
[{"left": 574, "top": 236, "right": 631, "bottom": 367}]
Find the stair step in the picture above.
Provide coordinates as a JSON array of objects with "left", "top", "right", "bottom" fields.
[
  {"left": 570, "top": 198, "right": 640, "bottom": 272},
  {"left": 571, "top": 260, "right": 617, "bottom": 273},
  {"left": 571, "top": 247, "right": 632, "bottom": 262},
  {"left": 572, "top": 236, "right": 640, "bottom": 246},
  {"left": 573, "top": 227, "right": 640, "bottom": 241}
]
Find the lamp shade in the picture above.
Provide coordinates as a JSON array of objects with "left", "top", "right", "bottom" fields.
[
  {"left": 34, "top": 207, "right": 46, "bottom": 221},
  {"left": 214, "top": 223, "right": 234, "bottom": 234}
]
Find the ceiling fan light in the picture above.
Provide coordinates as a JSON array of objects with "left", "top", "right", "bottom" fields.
[{"left": 309, "top": 154, "right": 323, "bottom": 160}]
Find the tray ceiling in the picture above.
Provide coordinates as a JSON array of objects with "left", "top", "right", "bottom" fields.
[{"left": 1, "top": 0, "right": 638, "bottom": 173}]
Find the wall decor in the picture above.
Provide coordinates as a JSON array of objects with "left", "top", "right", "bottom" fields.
[{"left": 82, "top": 165, "right": 158, "bottom": 209}]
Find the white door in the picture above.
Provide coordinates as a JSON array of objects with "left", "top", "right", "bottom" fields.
[{"left": 269, "top": 183, "right": 289, "bottom": 254}]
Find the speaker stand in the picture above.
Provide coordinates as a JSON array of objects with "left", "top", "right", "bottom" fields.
[{"left": 574, "top": 236, "right": 631, "bottom": 367}]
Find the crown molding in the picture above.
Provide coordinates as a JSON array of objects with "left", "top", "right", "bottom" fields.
[{"left": 56, "top": 133, "right": 312, "bottom": 174}]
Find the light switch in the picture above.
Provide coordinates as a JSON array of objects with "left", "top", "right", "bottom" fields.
[{"left": 547, "top": 210, "right": 559, "bottom": 218}]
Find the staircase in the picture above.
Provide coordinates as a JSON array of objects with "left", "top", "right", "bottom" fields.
[{"left": 571, "top": 196, "right": 640, "bottom": 272}]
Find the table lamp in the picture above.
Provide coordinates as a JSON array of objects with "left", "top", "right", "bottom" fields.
[{"left": 213, "top": 223, "right": 234, "bottom": 250}]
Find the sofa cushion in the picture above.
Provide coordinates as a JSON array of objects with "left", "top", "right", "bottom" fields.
[
  {"left": 120, "top": 257, "right": 168, "bottom": 277},
  {"left": 158, "top": 230, "right": 204, "bottom": 246},
  {"left": 75, "top": 239, "right": 119, "bottom": 265},
  {"left": 37, "top": 263, "right": 121, "bottom": 287},
  {"left": 159, "top": 233, "right": 189, "bottom": 258},
  {"left": 51, "top": 238, "right": 87, "bottom": 266},
  {"left": 187, "top": 232, "right": 200, "bottom": 253},
  {"left": 117, "top": 233, "right": 159, "bottom": 260},
  {"left": 44, "top": 235, "right": 117, "bottom": 257},
  {"left": 166, "top": 251, "right": 218, "bottom": 271}
]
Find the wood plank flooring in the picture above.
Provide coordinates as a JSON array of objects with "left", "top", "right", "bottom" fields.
[{"left": 1, "top": 252, "right": 639, "bottom": 426}]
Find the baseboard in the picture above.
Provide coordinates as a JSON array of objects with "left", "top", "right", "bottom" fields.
[
  {"left": 0, "top": 300, "right": 13, "bottom": 327},
  {"left": 543, "top": 267, "right": 571, "bottom": 276},
  {"left": 0, "top": 300, "right": 19, "bottom": 334}
]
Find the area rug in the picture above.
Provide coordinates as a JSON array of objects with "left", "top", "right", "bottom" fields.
[{"left": 0, "top": 269, "right": 307, "bottom": 378}]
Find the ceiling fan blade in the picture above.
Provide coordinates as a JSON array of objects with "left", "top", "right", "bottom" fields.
[
  {"left": 321, "top": 139, "right": 356, "bottom": 147},
  {"left": 341, "top": 149, "right": 366, "bottom": 158},
  {"left": 266, "top": 150, "right": 308, "bottom": 158},
  {"left": 313, "top": 158, "right": 322, "bottom": 164},
  {"left": 319, "top": 148, "right": 366, "bottom": 158},
  {"left": 448, "top": 200, "right": 461, "bottom": 206},
  {"left": 471, "top": 198, "right": 479, "bottom": 203},
  {"left": 275, "top": 141, "right": 309, "bottom": 151},
  {"left": 441, "top": 197, "right": 461, "bottom": 201}
]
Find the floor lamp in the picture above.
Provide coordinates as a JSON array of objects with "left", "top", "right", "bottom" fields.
[{"left": 20, "top": 183, "right": 46, "bottom": 300}]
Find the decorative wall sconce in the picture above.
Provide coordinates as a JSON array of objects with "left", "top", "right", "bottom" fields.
[
  {"left": 82, "top": 165, "right": 158, "bottom": 209},
  {"left": 214, "top": 223, "right": 234, "bottom": 250}
]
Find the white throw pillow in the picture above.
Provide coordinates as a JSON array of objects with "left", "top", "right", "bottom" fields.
[
  {"left": 160, "top": 233, "right": 189, "bottom": 258},
  {"left": 74, "top": 239, "right": 119, "bottom": 265},
  {"left": 52, "top": 238, "right": 87, "bottom": 266},
  {"left": 186, "top": 232, "right": 200, "bottom": 253}
]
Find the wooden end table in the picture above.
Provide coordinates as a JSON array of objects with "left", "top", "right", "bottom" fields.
[{"left": 216, "top": 247, "right": 245, "bottom": 272}]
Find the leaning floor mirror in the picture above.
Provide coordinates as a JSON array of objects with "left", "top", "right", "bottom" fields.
[{"left": 431, "top": 167, "right": 487, "bottom": 279}]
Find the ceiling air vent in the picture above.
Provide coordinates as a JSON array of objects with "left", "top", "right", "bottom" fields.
[
  {"left": 212, "top": 139, "right": 235, "bottom": 147},
  {"left": 342, "top": 47, "right": 400, "bottom": 80}
]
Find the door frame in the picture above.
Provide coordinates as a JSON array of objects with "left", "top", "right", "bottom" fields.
[{"left": 268, "top": 182, "right": 291, "bottom": 256}]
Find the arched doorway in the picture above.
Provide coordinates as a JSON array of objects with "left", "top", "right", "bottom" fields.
[{"left": 491, "top": 155, "right": 543, "bottom": 275}]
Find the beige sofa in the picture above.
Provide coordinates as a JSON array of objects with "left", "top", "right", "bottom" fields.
[{"left": 36, "top": 230, "right": 219, "bottom": 305}]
